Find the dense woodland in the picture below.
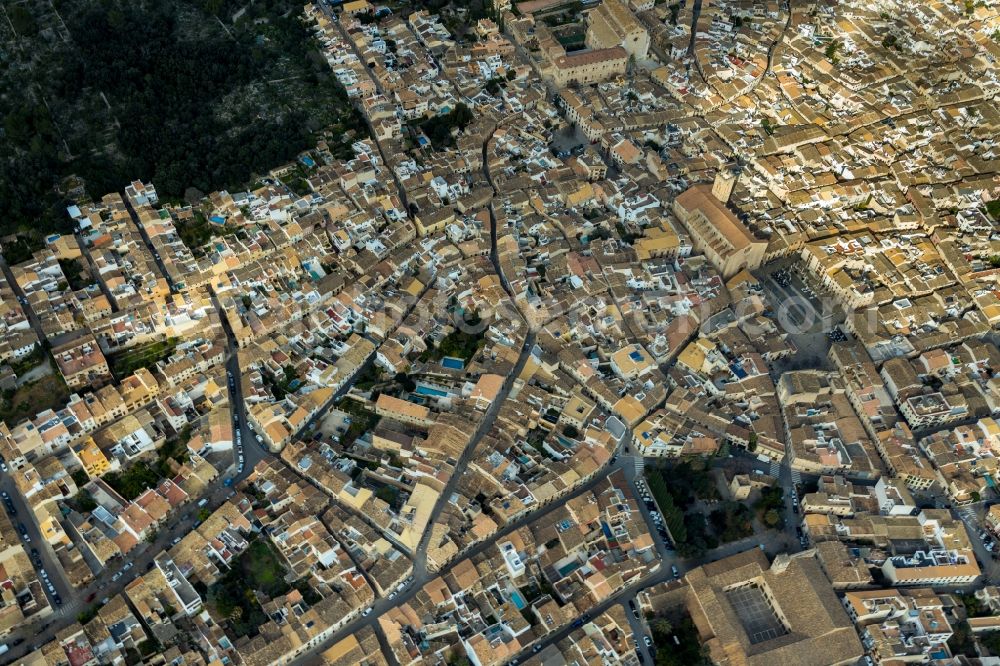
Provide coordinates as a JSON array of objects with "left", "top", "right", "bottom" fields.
[{"left": 0, "top": 0, "right": 360, "bottom": 236}]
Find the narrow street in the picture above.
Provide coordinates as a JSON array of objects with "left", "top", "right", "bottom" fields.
[
  {"left": 75, "top": 230, "right": 119, "bottom": 311},
  {"left": 122, "top": 194, "right": 172, "bottom": 291},
  {"left": 623, "top": 594, "right": 652, "bottom": 663},
  {"left": 324, "top": 5, "right": 414, "bottom": 230},
  {"left": 0, "top": 255, "right": 49, "bottom": 344},
  {"left": 0, "top": 475, "right": 72, "bottom": 611}
]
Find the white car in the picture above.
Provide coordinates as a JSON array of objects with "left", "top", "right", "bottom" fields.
[{"left": 362, "top": 608, "right": 372, "bottom": 616}]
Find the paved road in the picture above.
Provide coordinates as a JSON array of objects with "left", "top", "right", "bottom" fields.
[
  {"left": 955, "top": 502, "right": 1000, "bottom": 584},
  {"left": 0, "top": 476, "right": 72, "bottom": 609},
  {"left": 322, "top": 4, "right": 414, "bottom": 228},
  {"left": 505, "top": 569, "right": 680, "bottom": 665},
  {"left": 290, "top": 446, "right": 632, "bottom": 666},
  {"left": 0, "top": 255, "right": 49, "bottom": 344},
  {"left": 75, "top": 231, "right": 119, "bottom": 311},
  {"left": 622, "top": 593, "right": 652, "bottom": 663},
  {"left": 122, "top": 194, "right": 173, "bottom": 292},
  {"left": 290, "top": 118, "right": 535, "bottom": 660},
  {"left": 0, "top": 255, "right": 77, "bottom": 620},
  {"left": 413, "top": 329, "right": 536, "bottom": 565},
  {"left": 0, "top": 468, "right": 240, "bottom": 660},
  {"left": 208, "top": 290, "right": 271, "bottom": 483}
]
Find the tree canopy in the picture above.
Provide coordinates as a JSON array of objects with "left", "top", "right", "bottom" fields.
[{"left": 0, "top": 0, "right": 361, "bottom": 235}]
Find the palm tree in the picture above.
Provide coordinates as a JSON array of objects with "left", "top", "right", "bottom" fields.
[{"left": 651, "top": 618, "right": 672, "bottom": 637}]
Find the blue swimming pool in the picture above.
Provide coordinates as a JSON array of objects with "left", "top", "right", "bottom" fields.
[
  {"left": 415, "top": 384, "right": 448, "bottom": 397},
  {"left": 441, "top": 356, "right": 465, "bottom": 370},
  {"left": 510, "top": 590, "right": 527, "bottom": 610}
]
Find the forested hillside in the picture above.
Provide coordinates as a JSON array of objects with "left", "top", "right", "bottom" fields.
[{"left": 0, "top": 0, "right": 360, "bottom": 235}]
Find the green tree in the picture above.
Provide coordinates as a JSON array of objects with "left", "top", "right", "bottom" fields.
[
  {"left": 824, "top": 39, "right": 842, "bottom": 63},
  {"left": 981, "top": 631, "right": 1000, "bottom": 656},
  {"left": 651, "top": 618, "right": 672, "bottom": 637},
  {"left": 394, "top": 372, "right": 416, "bottom": 392},
  {"left": 8, "top": 6, "right": 39, "bottom": 36},
  {"left": 763, "top": 508, "right": 782, "bottom": 528},
  {"left": 138, "top": 639, "right": 162, "bottom": 657}
]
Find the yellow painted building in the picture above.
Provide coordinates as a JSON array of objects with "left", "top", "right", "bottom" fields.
[{"left": 74, "top": 438, "right": 112, "bottom": 478}]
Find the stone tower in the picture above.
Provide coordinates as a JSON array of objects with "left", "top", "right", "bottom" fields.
[{"left": 711, "top": 162, "right": 741, "bottom": 204}]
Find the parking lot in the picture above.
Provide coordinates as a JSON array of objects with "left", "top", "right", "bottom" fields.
[
  {"left": 757, "top": 262, "right": 849, "bottom": 374},
  {"left": 956, "top": 503, "right": 1000, "bottom": 582},
  {"left": 632, "top": 476, "right": 677, "bottom": 556}
]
